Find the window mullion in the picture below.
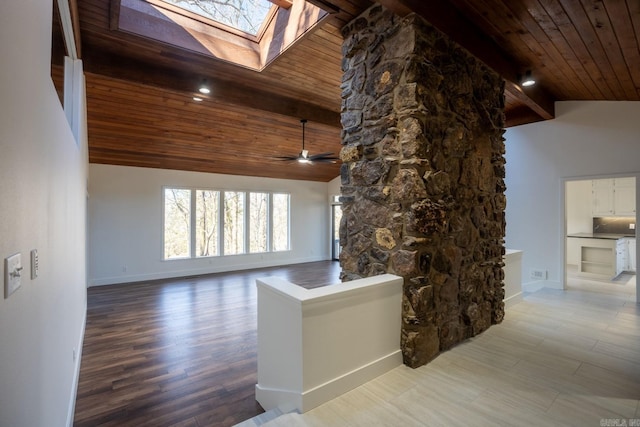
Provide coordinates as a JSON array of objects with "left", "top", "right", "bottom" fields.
[
  {"left": 268, "top": 193, "right": 273, "bottom": 252},
  {"left": 245, "top": 192, "right": 251, "bottom": 255},
  {"left": 242, "top": 192, "right": 247, "bottom": 254},
  {"left": 190, "top": 189, "right": 196, "bottom": 258},
  {"left": 219, "top": 191, "right": 225, "bottom": 256}
]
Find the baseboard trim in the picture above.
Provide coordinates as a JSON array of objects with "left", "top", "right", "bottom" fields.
[
  {"left": 89, "top": 256, "right": 329, "bottom": 287},
  {"left": 256, "top": 350, "right": 403, "bottom": 413},
  {"left": 504, "top": 292, "right": 523, "bottom": 308},
  {"left": 522, "top": 279, "right": 563, "bottom": 292}
]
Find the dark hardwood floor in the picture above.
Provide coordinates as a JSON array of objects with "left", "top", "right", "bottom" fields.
[{"left": 73, "top": 261, "right": 342, "bottom": 427}]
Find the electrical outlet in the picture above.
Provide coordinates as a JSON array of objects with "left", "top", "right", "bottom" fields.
[{"left": 4, "top": 253, "right": 23, "bottom": 298}]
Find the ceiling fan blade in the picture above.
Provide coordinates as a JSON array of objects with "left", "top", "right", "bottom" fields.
[
  {"left": 273, "top": 120, "right": 340, "bottom": 164},
  {"left": 309, "top": 154, "right": 338, "bottom": 162},
  {"left": 309, "top": 158, "right": 338, "bottom": 164},
  {"left": 309, "top": 152, "right": 335, "bottom": 159}
]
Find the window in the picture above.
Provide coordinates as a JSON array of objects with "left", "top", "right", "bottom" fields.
[
  {"left": 164, "top": 188, "right": 192, "bottom": 259},
  {"left": 249, "top": 192, "right": 268, "bottom": 253},
  {"left": 117, "top": 0, "right": 329, "bottom": 71},
  {"left": 224, "top": 191, "right": 245, "bottom": 255},
  {"left": 160, "top": 0, "right": 274, "bottom": 36},
  {"left": 196, "top": 190, "right": 219, "bottom": 257},
  {"left": 163, "top": 187, "right": 288, "bottom": 259},
  {"left": 272, "top": 193, "right": 289, "bottom": 252}
]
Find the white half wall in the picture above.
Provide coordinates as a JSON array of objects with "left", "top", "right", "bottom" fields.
[
  {"left": 0, "top": 2, "right": 88, "bottom": 426},
  {"left": 505, "top": 101, "right": 640, "bottom": 297},
  {"left": 88, "top": 165, "right": 332, "bottom": 285},
  {"left": 255, "top": 274, "right": 403, "bottom": 413}
]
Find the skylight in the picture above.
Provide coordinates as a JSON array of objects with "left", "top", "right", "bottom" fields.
[
  {"left": 118, "top": 0, "right": 329, "bottom": 71},
  {"left": 160, "top": 0, "right": 274, "bottom": 36}
]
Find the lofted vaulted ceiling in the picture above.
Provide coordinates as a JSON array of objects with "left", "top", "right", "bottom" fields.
[{"left": 58, "top": 0, "right": 640, "bottom": 182}]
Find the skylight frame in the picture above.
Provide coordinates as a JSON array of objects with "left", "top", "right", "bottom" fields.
[
  {"left": 116, "top": 0, "right": 330, "bottom": 72},
  {"left": 151, "top": 0, "right": 278, "bottom": 42}
]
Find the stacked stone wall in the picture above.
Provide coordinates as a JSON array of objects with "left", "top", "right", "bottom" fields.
[{"left": 339, "top": 5, "right": 506, "bottom": 368}]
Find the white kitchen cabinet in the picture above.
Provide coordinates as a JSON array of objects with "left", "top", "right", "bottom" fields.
[
  {"left": 592, "top": 177, "right": 636, "bottom": 217},
  {"left": 579, "top": 238, "right": 616, "bottom": 277},
  {"left": 577, "top": 237, "right": 637, "bottom": 278},
  {"left": 616, "top": 238, "right": 627, "bottom": 276},
  {"left": 613, "top": 177, "right": 636, "bottom": 216},
  {"left": 592, "top": 179, "right": 614, "bottom": 216},
  {"left": 628, "top": 237, "right": 636, "bottom": 272}
]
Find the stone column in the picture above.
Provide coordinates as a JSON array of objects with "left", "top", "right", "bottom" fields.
[{"left": 339, "top": 5, "right": 506, "bottom": 368}]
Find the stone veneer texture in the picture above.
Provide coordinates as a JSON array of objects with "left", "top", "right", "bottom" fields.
[{"left": 339, "top": 5, "right": 507, "bottom": 368}]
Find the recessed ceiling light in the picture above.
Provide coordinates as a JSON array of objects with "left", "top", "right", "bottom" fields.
[
  {"left": 521, "top": 70, "right": 535, "bottom": 87},
  {"left": 198, "top": 79, "right": 211, "bottom": 94},
  {"left": 193, "top": 96, "right": 203, "bottom": 102}
]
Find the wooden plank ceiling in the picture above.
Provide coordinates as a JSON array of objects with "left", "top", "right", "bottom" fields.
[{"left": 67, "top": 0, "right": 640, "bottom": 182}]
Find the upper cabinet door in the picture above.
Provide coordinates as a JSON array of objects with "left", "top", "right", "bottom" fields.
[
  {"left": 592, "top": 178, "right": 615, "bottom": 216},
  {"left": 592, "top": 177, "right": 636, "bottom": 217},
  {"left": 613, "top": 177, "right": 636, "bottom": 216}
]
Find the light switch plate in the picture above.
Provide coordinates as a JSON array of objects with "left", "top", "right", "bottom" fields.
[
  {"left": 30, "top": 249, "right": 38, "bottom": 279},
  {"left": 5, "top": 253, "right": 22, "bottom": 298}
]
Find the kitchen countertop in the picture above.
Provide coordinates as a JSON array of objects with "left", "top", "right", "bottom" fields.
[{"left": 567, "top": 232, "right": 636, "bottom": 240}]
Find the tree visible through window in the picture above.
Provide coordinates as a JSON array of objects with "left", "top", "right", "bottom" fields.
[
  {"left": 196, "top": 190, "right": 219, "bottom": 257},
  {"left": 161, "top": 0, "right": 273, "bottom": 35},
  {"left": 164, "top": 188, "right": 191, "bottom": 259},
  {"left": 249, "top": 192, "right": 268, "bottom": 253},
  {"left": 272, "top": 193, "right": 289, "bottom": 251},
  {"left": 224, "top": 191, "right": 245, "bottom": 255},
  {"left": 163, "top": 187, "right": 289, "bottom": 259}
]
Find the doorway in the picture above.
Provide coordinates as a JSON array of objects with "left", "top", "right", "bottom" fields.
[{"left": 564, "top": 176, "right": 637, "bottom": 301}]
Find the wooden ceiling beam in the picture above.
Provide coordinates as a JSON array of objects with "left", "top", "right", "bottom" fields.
[
  {"left": 376, "top": 0, "right": 555, "bottom": 120},
  {"left": 81, "top": 50, "right": 341, "bottom": 128},
  {"left": 305, "top": 0, "right": 341, "bottom": 14},
  {"left": 504, "top": 81, "right": 555, "bottom": 121},
  {"left": 504, "top": 106, "right": 545, "bottom": 128}
]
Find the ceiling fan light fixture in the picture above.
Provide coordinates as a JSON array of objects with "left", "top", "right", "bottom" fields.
[
  {"left": 520, "top": 70, "right": 536, "bottom": 87},
  {"left": 297, "top": 149, "right": 310, "bottom": 163}
]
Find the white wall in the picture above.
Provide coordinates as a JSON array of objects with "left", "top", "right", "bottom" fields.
[
  {"left": 565, "top": 180, "right": 593, "bottom": 265},
  {"left": 565, "top": 179, "right": 593, "bottom": 234},
  {"left": 89, "top": 165, "right": 332, "bottom": 285},
  {"left": 328, "top": 175, "right": 341, "bottom": 197},
  {"left": 505, "top": 101, "right": 640, "bottom": 295},
  {"left": 0, "top": 1, "right": 88, "bottom": 426}
]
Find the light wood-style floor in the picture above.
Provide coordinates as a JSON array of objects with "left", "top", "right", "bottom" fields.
[{"left": 261, "top": 272, "right": 640, "bottom": 426}]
